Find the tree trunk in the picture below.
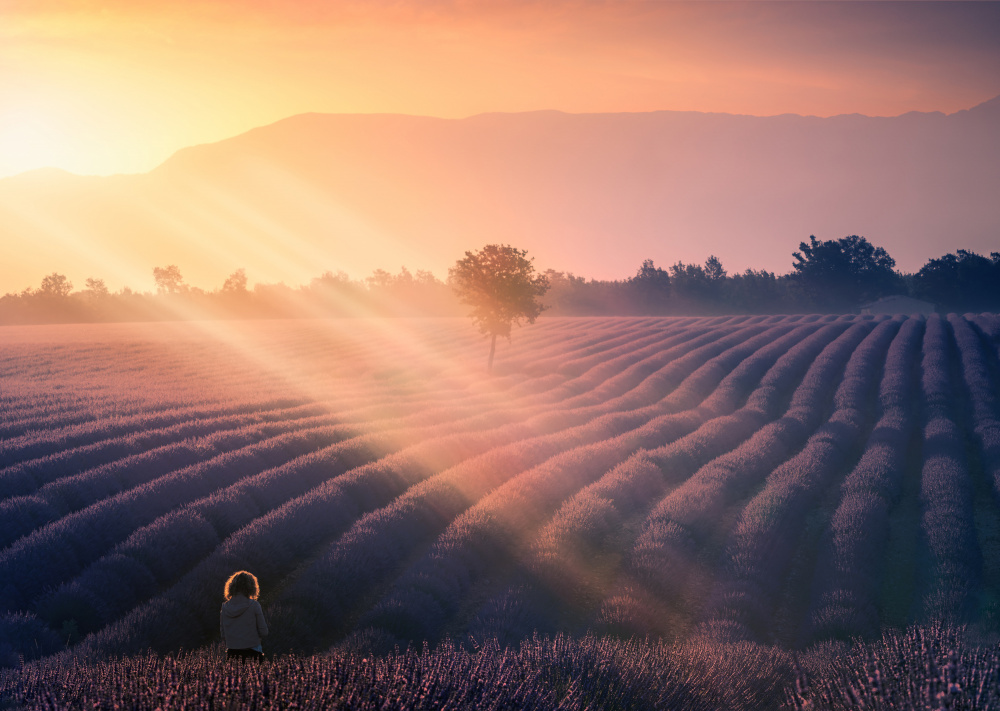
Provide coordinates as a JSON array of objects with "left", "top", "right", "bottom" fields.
[{"left": 487, "top": 332, "right": 497, "bottom": 374}]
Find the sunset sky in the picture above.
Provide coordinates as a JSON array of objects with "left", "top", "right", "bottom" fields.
[{"left": 4, "top": 1, "right": 1000, "bottom": 180}]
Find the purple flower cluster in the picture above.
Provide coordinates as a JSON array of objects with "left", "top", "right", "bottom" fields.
[
  {"left": 2, "top": 634, "right": 796, "bottom": 711},
  {"left": 790, "top": 624, "right": 1000, "bottom": 710}
]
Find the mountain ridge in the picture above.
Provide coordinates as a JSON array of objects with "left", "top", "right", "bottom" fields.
[
  {"left": 1, "top": 98, "right": 997, "bottom": 292},
  {"left": 6, "top": 94, "right": 996, "bottom": 183}
]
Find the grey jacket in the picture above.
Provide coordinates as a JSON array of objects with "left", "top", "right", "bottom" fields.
[{"left": 220, "top": 595, "right": 268, "bottom": 650}]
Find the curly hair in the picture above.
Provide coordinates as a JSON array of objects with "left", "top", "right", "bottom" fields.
[{"left": 223, "top": 570, "right": 260, "bottom": 600}]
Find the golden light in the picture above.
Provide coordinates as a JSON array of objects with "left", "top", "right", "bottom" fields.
[{"left": 0, "top": 104, "right": 70, "bottom": 178}]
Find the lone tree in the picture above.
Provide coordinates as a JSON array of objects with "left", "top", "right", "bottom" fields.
[{"left": 449, "top": 244, "right": 549, "bottom": 373}]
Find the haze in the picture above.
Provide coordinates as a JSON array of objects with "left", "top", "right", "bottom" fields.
[{"left": 1, "top": 1, "right": 998, "bottom": 292}]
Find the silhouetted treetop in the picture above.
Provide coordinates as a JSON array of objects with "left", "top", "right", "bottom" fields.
[
  {"left": 792, "top": 235, "right": 901, "bottom": 311},
  {"left": 628, "top": 259, "right": 671, "bottom": 314},
  {"left": 84, "top": 278, "right": 109, "bottom": 297},
  {"left": 153, "top": 265, "right": 185, "bottom": 294},
  {"left": 914, "top": 249, "right": 1000, "bottom": 313},
  {"left": 39, "top": 273, "right": 72, "bottom": 298},
  {"left": 222, "top": 269, "right": 248, "bottom": 293},
  {"left": 704, "top": 255, "right": 727, "bottom": 281}
]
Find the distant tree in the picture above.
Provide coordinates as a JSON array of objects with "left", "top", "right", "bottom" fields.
[
  {"left": 305, "top": 270, "right": 359, "bottom": 315},
  {"left": 311, "top": 270, "right": 352, "bottom": 287},
  {"left": 153, "top": 265, "right": 185, "bottom": 294},
  {"left": 670, "top": 260, "right": 730, "bottom": 313},
  {"left": 449, "top": 244, "right": 549, "bottom": 373},
  {"left": 728, "top": 268, "right": 788, "bottom": 313},
  {"left": 221, "top": 268, "right": 248, "bottom": 293},
  {"left": 629, "top": 259, "right": 671, "bottom": 314},
  {"left": 669, "top": 261, "right": 709, "bottom": 291},
  {"left": 414, "top": 270, "right": 439, "bottom": 286},
  {"left": 39, "top": 273, "right": 72, "bottom": 297},
  {"left": 913, "top": 250, "right": 1000, "bottom": 313},
  {"left": 792, "top": 235, "right": 901, "bottom": 312},
  {"left": 542, "top": 269, "right": 600, "bottom": 315},
  {"left": 366, "top": 269, "right": 395, "bottom": 291},
  {"left": 83, "top": 278, "right": 109, "bottom": 297},
  {"left": 704, "top": 255, "right": 727, "bottom": 281},
  {"left": 634, "top": 259, "right": 671, "bottom": 285}
]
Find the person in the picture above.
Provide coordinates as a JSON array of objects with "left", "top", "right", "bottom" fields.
[{"left": 220, "top": 570, "right": 268, "bottom": 661}]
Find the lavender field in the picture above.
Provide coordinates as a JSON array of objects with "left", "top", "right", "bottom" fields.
[{"left": 3, "top": 314, "right": 1000, "bottom": 708}]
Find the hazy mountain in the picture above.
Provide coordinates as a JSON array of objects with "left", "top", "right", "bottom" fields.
[{"left": 2, "top": 97, "right": 998, "bottom": 292}]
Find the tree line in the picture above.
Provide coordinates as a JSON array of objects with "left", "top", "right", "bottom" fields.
[{"left": 1, "top": 236, "right": 998, "bottom": 325}]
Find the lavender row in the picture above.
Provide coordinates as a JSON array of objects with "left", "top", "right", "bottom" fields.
[
  {"left": 13, "top": 396, "right": 568, "bottom": 631},
  {"left": 608, "top": 323, "right": 794, "bottom": 413},
  {"left": 34, "top": 414, "right": 538, "bottom": 639},
  {"left": 0, "top": 397, "right": 316, "bottom": 470},
  {"left": 3, "top": 322, "right": 676, "bottom": 544},
  {"left": 0, "top": 402, "right": 336, "bottom": 508},
  {"left": 487, "top": 319, "right": 764, "bottom": 425},
  {"left": 27, "top": 318, "right": 784, "bottom": 640},
  {"left": 68, "top": 326, "right": 764, "bottom": 656},
  {"left": 269, "top": 323, "right": 805, "bottom": 650},
  {"left": 702, "top": 318, "right": 905, "bottom": 641},
  {"left": 0, "top": 390, "right": 179, "bottom": 439},
  {"left": 611, "top": 320, "right": 877, "bottom": 636},
  {"left": 471, "top": 323, "right": 843, "bottom": 641},
  {"left": 507, "top": 318, "right": 673, "bottom": 379},
  {"left": 0, "top": 319, "right": 521, "bottom": 466},
  {"left": 176, "top": 320, "right": 776, "bottom": 652},
  {"left": 349, "top": 323, "right": 825, "bottom": 647},
  {"left": 802, "top": 316, "right": 925, "bottom": 643},
  {"left": 0, "top": 391, "right": 511, "bottom": 542},
  {"left": 0, "top": 424, "right": 384, "bottom": 613},
  {"left": 527, "top": 322, "right": 745, "bottom": 408},
  {"left": 587, "top": 321, "right": 866, "bottom": 635},
  {"left": 355, "top": 415, "right": 705, "bottom": 645},
  {"left": 916, "top": 316, "right": 980, "bottom": 622},
  {"left": 72, "top": 398, "right": 639, "bottom": 656},
  {"left": 949, "top": 315, "right": 1000, "bottom": 504},
  {"left": 269, "top": 423, "right": 695, "bottom": 650}
]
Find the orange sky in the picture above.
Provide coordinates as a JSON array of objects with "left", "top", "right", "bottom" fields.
[{"left": 3, "top": 1, "right": 1000, "bottom": 180}]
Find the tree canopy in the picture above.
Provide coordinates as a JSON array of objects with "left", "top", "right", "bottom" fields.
[
  {"left": 628, "top": 259, "right": 671, "bottom": 314},
  {"left": 153, "top": 265, "right": 185, "bottom": 294},
  {"left": 38, "top": 273, "right": 72, "bottom": 298},
  {"left": 913, "top": 250, "right": 1000, "bottom": 313},
  {"left": 449, "top": 244, "right": 549, "bottom": 372},
  {"left": 791, "top": 235, "right": 901, "bottom": 311}
]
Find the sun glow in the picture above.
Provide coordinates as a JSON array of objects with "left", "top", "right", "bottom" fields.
[
  {"left": 3, "top": 2, "right": 997, "bottom": 181},
  {"left": 0, "top": 106, "right": 70, "bottom": 177}
]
